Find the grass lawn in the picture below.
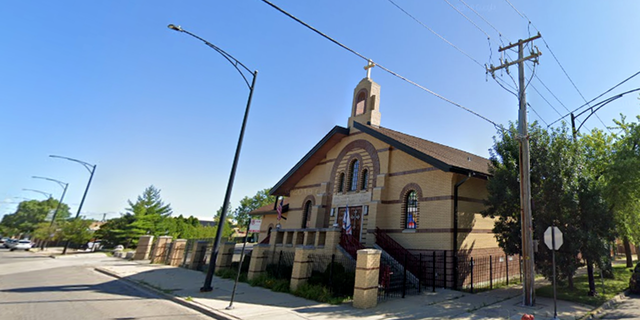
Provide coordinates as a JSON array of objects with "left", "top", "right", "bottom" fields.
[{"left": 536, "top": 264, "right": 632, "bottom": 306}]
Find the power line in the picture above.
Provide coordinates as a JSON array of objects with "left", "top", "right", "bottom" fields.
[
  {"left": 547, "top": 71, "right": 640, "bottom": 126},
  {"left": 261, "top": 0, "right": 504, "bottom": 130},
  {"left": 386, "top": 0, "right": 485, "bottom": 69},
  {"left": 503, "top": 0, "right": 611, "bottom": 133},
  {"left": 442, "top": 0, "right": 490, "bottom": 38}
]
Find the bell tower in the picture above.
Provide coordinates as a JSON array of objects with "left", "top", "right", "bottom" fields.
[{"left": 348, "top": 61, "right": 381, "bottom": 130}]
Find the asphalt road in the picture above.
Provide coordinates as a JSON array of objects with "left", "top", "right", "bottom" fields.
[{"left": 0, "top": 248, "right": 211, "bottom": 320}]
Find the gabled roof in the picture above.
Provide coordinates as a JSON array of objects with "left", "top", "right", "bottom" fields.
[
  {"left": 270, "top": 122, "right": 490, "bottom": 196},
  {"left": 270, "top": 126, "right": 350, "bottom": 196},
  {"left": 354, "top": 122, "right": 491, "bottom": 176}
]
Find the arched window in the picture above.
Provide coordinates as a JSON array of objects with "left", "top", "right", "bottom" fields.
[
  {"left": 355, "top": 91, "right": 367, "bottom": 115},
  {"left": 361, "top": 169, "right": 369, "bottom": 190},
  {"left": 338, "top": 172, "right": 345, "bottom": 192},
  {"left": 349, "top": 160, "right": 359, "bottom": 191},
  {"left": 302, "top": 200, "right": 312, "bottom": 229},
  {"left": 405, "top": 191, "right": 418, "bottom": 229}
]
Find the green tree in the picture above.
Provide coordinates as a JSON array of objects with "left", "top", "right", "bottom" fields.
[
  {"left": 483, "top": 122, "right": 615, "bottom": 289},
  {"left": 233, "top": 188, "right": 276, "bottom": 227},
  {"left": 57, "top": 219, "right": 94, "bottom": 246},
  {"left": 0, "top": 198, "right": 70, "bottom": 235}
]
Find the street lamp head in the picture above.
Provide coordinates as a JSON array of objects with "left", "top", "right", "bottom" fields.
[{"left": 168, "top": 24, "right": 183, "bottom": 32}]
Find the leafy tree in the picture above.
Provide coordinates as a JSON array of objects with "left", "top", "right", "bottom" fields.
[
  {"left": 602, "top": 116, "right": 640, "bottom": 267},
  {"left": 0, "top": 198, "right": 70, "bottom": 236},
  {"left": 233, "top": 188, "right": 276, "bottom": 227},
  {"left": 484, "top": 122, "right": 615, "bottom": 290},
  {"left": 57, "top": 218, "right": 94, "bottom": 247}
]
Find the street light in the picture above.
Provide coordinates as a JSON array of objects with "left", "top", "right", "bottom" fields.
[
  {"left": 168, "top": 24, "right": 258, "bottom": 292},
  {"left": 32, "top": 176, "right": 69, "bottom": 249},
  {"left": 22, "top": 188, "right": 52, "bottom": 199},
  {"left": 50, "top": 155, "right": 97, "bottom": 254}
]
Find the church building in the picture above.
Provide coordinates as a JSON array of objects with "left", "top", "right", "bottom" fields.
[{"left": 250, "top": 69, "right": 502, "bottom": 263}]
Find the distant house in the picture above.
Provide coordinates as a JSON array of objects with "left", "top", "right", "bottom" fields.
[{"left": 88, "top": 221, "right": 105, "bottom": 231}]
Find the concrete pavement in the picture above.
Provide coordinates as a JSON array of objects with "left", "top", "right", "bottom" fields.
[{"left": 95, "top": 259, "right": 596, "bottom": 320}]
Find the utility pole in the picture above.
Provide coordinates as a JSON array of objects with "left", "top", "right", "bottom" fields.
[{"left": 487, "top": 33, "right": 541, "bottom": 306}]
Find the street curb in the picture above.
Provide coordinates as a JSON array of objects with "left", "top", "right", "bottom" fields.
[
  {"left": 94, "top": 267, "right": 238, "bottom": 320},
  {"left": 577, "top": 290, "right": 629, "bottom": 320}
]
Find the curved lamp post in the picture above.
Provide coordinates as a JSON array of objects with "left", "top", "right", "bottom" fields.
[
  {"left": 32, "top": 176, "right": 69, "bottom": 249},
  {"left": 167, "top": 24, "right": 258, "bottom": 293},
  {"left": 50, "top": 155, "right": 97, "bottom": 254},
  {"left": 22, "top": 188, "right": 52, "bottom": 199}
]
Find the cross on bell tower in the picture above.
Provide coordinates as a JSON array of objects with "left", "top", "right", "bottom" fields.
[{"left": 348, "top": 61, "right": 381, "bottom": 130}]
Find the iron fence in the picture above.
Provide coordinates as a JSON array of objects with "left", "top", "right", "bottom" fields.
[
  {"left": 264, "top": 249, "right": 295, "bottom": 280},
  {"left": 308, "top": 252, "right": 356, "bottom": 297}
]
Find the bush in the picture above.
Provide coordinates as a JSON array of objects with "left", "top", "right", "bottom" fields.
[
  {"left": 248, "top": 274, "right": 290, "bottom": 292},
  {"left": 307, "top": 261, "right": 355, "bottom": 298},
  {"left": 265, "top": 263, "right": 293, "bottom": 280},
  {"left": 215, "top": 268, "right": 248, "bottom": 282}
]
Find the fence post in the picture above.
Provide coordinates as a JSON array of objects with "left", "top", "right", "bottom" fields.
[
  {"left": 432, "top": 251, "right": 436, "bottom": 292},
  {"left": 402, "top": 253, "right": 407, "bottom": 298},
  {"left": 506, "top": 255, "right": 509, "bottom": 285},
  {"left": 519, "top": 254, "right": 522, "bottom": 283},
  {"left": 133, "top": 235, "right": 154, "bottom": 260},
  {"left": 329, "top": 254, "right": 335, "bottom": 294},
  {"left": 453, "top": 254, "right": 458, "bottom": 290},
  {"left": 443, "top": 251, "right": 447, "bottom": 289},
  {"left": 470, "top": 257, "right": 474, "bottom": 293},
  {"left": 490, "top": 255, "right": 493, "bottom": 290},
  {"left": 248, "top": 244, "right": 269, "bottom": 280},
  {"left": 277, "top": 250, "right": 283, "bottom": 278},
  {"left": 290, "top": 246, "right": 314, "bottom": 292},
  {"left": 418, "top": 253, "right": 422, "bottom": 293},
  {"left": 353, "top": 249, "right": 381, "bottom": 309}
]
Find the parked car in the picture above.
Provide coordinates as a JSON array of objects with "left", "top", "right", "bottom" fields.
[
  {"left": 630, "top": 262, "right": 640, "bottom": 294},
  {"left": 9, "top": 240, "right": 32, "bottom": 251},
  {"left": 0, "top": 238, "right": 8, "bottom": 245},
  {"left": 3, "top": 239, "right": 17, "bottom": 248}
]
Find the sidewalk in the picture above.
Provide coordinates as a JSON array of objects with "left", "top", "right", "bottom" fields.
[{"left": 95, "top": 260, "right": 594, "bottom": 320}]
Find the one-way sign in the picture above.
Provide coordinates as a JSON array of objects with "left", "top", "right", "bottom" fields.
[{"left": 544, "top": 226, "right": 563, "bottom": 250}]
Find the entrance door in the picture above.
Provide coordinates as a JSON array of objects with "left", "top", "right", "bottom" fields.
[{"left": 337, "top": 206, "right": 363, "bottom": 241}]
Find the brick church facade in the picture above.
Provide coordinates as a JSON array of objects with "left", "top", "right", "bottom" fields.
[{"left": 250, "top": 74, "right": 502, "bottom": 260}]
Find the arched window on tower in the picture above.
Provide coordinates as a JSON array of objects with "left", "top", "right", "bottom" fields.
[
  {"left": 302, "top": 200, "right": 312, "bottom": 229},
  {"left": 355, "top": 91, "right": 367, "bottom": 115},
  {"left": 338, "top": 172, "right": 345, "bottom": 192},
  {"left": 349, "top": 159, "right": 359, "bottom": 191},
  {"left": 405, "top": 191, "right": 418, "bottom": 229},
  {"left": 361, "top": 169, "right": 369, "bottom": 190}
]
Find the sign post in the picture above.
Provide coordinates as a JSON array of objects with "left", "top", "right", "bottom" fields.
[{"left": 544, "top": 225, "right": 563, "bottom": 320}]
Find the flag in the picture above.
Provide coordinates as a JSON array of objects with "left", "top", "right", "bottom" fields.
[
  {"left": 343, "top": 205, "right": 352, "bottom": 235},
  {"left": 277, "top": 197, "right": 283, "bottom": 221}
]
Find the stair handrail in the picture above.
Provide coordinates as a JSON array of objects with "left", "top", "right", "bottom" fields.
[
  {"left": 374, "top": 227, "right": 421, "bottom": 279},
  {"left": 339, "top": 230, "right": 365, "bottom": 259}
]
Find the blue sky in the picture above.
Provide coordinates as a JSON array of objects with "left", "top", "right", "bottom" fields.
[{"left": 2, "top": 1, "right": 639, "bottom": 221}]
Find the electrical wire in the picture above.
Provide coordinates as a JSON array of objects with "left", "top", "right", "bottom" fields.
[
  {"left": 261, "top": 0, "right": 504, "bottom": 130},
  {"left": 547, "top": 71, "right": 640, "bottom": 126},
  {"left": 386, "top": 0, "right": 485, "bottom": 69},
  {"left": 504, "top": 0, "right": 612, "bottom": 133}
]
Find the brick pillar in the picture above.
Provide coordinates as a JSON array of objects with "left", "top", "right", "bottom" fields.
[
  {"left": 353, "top": 249, "right": 381, "bottom": 309},
  {"left": 190, "top": 241, "right": 209, "bottom": 270},
  {"left": 150, "top": 236, "right": 172, "bottom": 264},
  {"left": 325, "top": 228, "right": 341, "bottom": 254},
  {"left": 248, "top": 244, "right": 270, "bottom": 280},
  {"left": 168, "top": 239, "right": 187, "bottom": 266},
  {"left": 290, "top": 246, "right": 314, "bottom": 292},
  {"left": 133, "top": 235, "right": 154, "bottom": 261},
  {"left": 215, "top": 242, "right": 235, "bottom": 270}
]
